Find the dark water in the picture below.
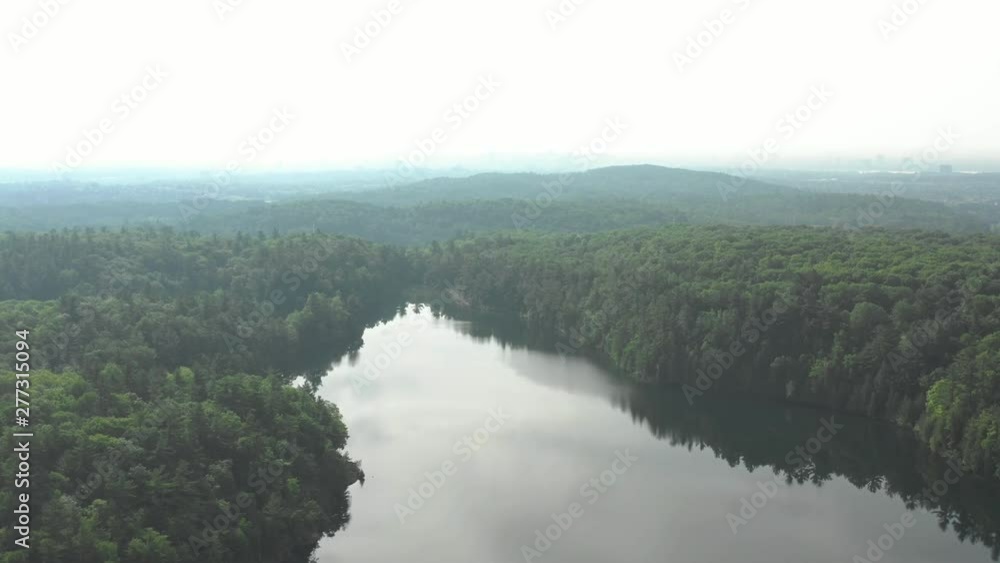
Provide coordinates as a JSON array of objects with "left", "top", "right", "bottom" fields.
[{"left": 315, "top": 305, "right": 1000, "bottom": 563}]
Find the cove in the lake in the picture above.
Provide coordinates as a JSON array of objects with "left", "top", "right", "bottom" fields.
[{"left": 314, "top": 305, "right": 1000, "bottom": 563}]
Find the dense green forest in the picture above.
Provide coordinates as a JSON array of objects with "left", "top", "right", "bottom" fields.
[
  {"left": 0, "top": 166, "right": 994, "bottom": 242},
  {"left": 181, "top": 187, "right": 996, "bottom": 240},
  {"left": 2, "top": 168, "right": 999, "bottom": 561},
  {"left": 417, "top": 226, "right": 1000, "bottom": 479},
  {"left": 0, "top": 229, "right": 412, "bottom": 562}
]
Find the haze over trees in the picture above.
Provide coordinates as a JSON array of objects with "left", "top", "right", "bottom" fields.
[
  {"left": 1, "top": 166, "right": 996, "bottom": 242},
  {"left": 1, "top": 166, "right": 998, "bottom": 561}
]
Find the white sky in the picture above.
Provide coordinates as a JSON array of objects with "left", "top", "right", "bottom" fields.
[{"left": 1, "top": 0, "right": 998, "bottom": 171}]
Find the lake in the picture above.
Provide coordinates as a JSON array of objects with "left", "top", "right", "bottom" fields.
[{"left": 314, "top": 305, "right": 1000, "bottom": 563}]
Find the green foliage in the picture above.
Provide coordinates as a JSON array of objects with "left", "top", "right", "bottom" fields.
[
  {"left": 2, "top": 217, "right": 999, "bottom": 561},
  {"left": 0, "top": 229, "right": 409, "bottom": 563},
  {"left": 1, "top": 166, "right": 993, "bottom": 243},
  {"left": 420, "top": 225, "right": 1000, "bottom": 477}
]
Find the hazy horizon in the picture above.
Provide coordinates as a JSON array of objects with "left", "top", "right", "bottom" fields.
[
  {"left": 4, "top": 0, "right": 998, "bottom": 175},
  {"left": 3, "top": 155, "right": 999, "bottom": 182}
]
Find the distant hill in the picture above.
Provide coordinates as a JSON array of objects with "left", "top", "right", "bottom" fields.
[
  {"left": 0, "top": 165, "right": 991, "bottom": 242},
  {"left": 324, "top": 164, "right": 794, "bottom": 206}
]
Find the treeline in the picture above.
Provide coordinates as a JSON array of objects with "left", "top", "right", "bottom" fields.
[
  {"left": 179, "top": 191, "right": 988, "bottom": 241},
  {"left": 1, "top": 191, "right": 981, "bottom": 244},
  {"left": 2, "top": 222, "right": 999, "bottom": 561},
  {"left": 0, "top": 228, "right": 413, "bottom": 563},
  {"left": 418, "top": 225, "right": 1000, "bottom": 479},
  {"left": 0, "top": 166, "right": 992, "bottom": 242},
  {"left": 434, "top": 305, "right": 1000, "bottom": 558}
]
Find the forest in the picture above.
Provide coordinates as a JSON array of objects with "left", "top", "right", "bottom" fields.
[
  {"left": 1, "top": 166, "right": 996, "bottom": 242},
  {"left": 0, "top": 229, "right": 412, "bottom": 562},
  {"left": 417, "top": 226, "right": 1000, "bottom": 480},
  {"left": 1, "top": 166, "right": 999, "bottom": 561}
]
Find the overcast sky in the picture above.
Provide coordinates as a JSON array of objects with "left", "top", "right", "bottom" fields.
[{"left": 2, "top": 0, "right": 998, "bottom": 172}]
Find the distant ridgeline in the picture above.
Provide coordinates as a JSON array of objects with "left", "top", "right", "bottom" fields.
[
  {"left": 0, "top": 165, "right": 996, "bottom": 242},
  {"left": 418, "top": 225, "right": 1000, "bottom": 481}
]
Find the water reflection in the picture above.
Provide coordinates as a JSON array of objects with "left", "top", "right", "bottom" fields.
[
  {"left": 446, "top": 306, "right": 1000, "bottom": 560},
  {"left": 316, "top": 305, "right": 1000, "bottom": 562}
]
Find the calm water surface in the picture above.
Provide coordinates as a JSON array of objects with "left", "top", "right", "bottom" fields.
[{"left": 315, "top": 306, "right": 1000, "bottom": 563}]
